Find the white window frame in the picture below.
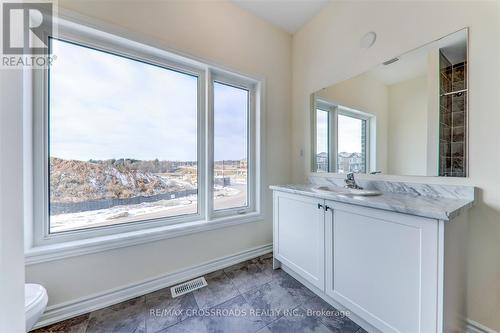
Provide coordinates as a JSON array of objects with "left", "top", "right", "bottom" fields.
[
  {"left": 314, "top": 102, "right": 334, "bottom": 172},
  {"left": 209, "top": 73, "right": 257, "bottom": 219},
  {"left": 312, "top": 97, "right": 374, "bottom": 173},
  {"left": 25, "top": 14, "right": 264, "bottom": 263}
]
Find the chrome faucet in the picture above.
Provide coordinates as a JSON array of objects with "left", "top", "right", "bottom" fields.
[{"left": 345, "top": 172, "right": 363, "bottom": 190}]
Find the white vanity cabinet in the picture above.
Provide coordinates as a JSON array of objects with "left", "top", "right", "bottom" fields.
[
  {"left": 272, "top": 189, "right": 469, "bottom": 333},
  {"left": 273, "top": 191, "right": 325, "bottom": 290},
  {"left": 324, "top": 201, "right": 440, "bottom": 333}
]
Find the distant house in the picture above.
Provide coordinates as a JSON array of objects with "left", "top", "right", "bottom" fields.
[
  {"left": 338, "top": 152, "right": 365, "bottom": 173},
  {"left": 316, "top": 152, "right": 329, "bottom": 172},
  {"left": 315, "top": 152, "right": 365, "bottom": 173},
  {"left": 239, "top": 159, "right": 247, "bottom": 169}
]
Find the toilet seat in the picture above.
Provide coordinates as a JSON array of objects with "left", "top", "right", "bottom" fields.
[{"left": 25, "top": 284, "right": 48, "bottom": 331}]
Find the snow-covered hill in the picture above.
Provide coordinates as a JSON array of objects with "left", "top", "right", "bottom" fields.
[{"left": 50, "top": 157, "right": 194, "bottom": 203}]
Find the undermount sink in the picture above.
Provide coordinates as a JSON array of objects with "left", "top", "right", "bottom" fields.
[{"left": 312, "top": 185, "right": 382, "bottom": 196}]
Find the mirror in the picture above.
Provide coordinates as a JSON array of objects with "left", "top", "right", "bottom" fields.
[{"left": 311, "top": 28, "right": 468, "bottom": 177}]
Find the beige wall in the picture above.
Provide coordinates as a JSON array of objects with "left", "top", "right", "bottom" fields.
[
  {"left": 26, "top": 0, "right": 292, "bottom": 307},
  {"left": 316, "top": 72, "right": 388, "bottom": 173},
  {"left": 387, "top": 75, "right": 427, "bottom": 176},
  {"left": 292, "top": 1, "right": 500, "bottom": 330}
]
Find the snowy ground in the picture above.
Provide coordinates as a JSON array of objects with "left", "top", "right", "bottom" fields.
[
  {"left": 50, "top": 184, "right": 245, "bottom": 233},
  {"left": 213, "top": 185, "right": 239, "bottom": 198}
]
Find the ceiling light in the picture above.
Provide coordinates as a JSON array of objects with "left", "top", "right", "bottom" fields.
[{"left": 360, "top": 31, "right": 377, "bottom": 49}]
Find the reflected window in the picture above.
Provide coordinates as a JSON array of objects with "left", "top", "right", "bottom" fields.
[
  {"left": 337, "top": 114, "right": 367, "bottom": 174},
  {"left": 316, "top": 109, "right": 329, "bottom": 172},
  {"left": 313, "top": 100, "right": 372, "bottom": 174}
]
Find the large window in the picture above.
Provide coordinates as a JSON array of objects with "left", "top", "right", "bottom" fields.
[
  {"left": 48, "top": 38, "right": 200, "bottom": 233},
  {"left": 314, "top": 100, "right": 372, "bottom": 174},
  {"left": 33, "top": 23, "right": 260, "bottom": 245}
]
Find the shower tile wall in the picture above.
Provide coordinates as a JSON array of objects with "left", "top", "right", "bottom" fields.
[{"left": 439, "top": 51, "right": 467, "bottom": 177}]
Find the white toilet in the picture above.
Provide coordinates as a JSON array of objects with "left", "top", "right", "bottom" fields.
[{"left": 25, "top": 284, "right": 48, "bottom": 331}]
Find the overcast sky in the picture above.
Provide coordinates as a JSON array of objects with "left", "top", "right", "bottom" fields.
[
  {"left": 337, "top": 113, "right": 362, "bottom": 153},
  {"left": 316, "top": 109, "right": 328, "bottom": 154},
  {"left": 49, "top": 38, "right": 247, "bottom": 162}
]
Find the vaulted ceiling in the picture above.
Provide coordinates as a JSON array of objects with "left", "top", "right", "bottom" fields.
[{"left": 231, "top": 0, "right": 329, "bottom": 33}]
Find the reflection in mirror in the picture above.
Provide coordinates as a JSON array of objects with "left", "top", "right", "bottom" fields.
[
  {"left": 337, "top": 113, "right": 367, "bottom": 174},
  {"left": 316, "top": 107, "right": 329, "bottom": 172},
  {"left": 311, "top": 28, "right": 468, "bottom": 177}
]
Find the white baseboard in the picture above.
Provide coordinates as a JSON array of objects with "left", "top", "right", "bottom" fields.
[
  {"left": 466, "top": 319, "right": 499, "bottom": 333},
  {"left": 33, "top": 243, "right": 272, "bottom": 330}
]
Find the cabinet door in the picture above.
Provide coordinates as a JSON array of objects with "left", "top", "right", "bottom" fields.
[
  {"left": 325, "top": 201, "right": 439, "bottom": 333},
  {"left": 274, "top": 192, "right": 325, "bottom": 290}
]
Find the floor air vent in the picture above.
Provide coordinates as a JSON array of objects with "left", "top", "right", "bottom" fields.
[{"left": 171, "top": 277, "right": 207, "bottom": 298}]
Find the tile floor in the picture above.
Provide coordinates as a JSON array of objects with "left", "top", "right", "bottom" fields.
[{"left": 32, "top": 253, "right": 366, "bottom": 333}]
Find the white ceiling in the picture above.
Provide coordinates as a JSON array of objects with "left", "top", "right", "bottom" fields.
[{"left": 231, "top": 0, "right": 329, "bottom": 33}]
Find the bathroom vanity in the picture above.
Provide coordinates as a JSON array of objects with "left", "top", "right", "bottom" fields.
[
  {"left": 271, "top": 177, "right": 474, "bottom": 333},
  {"left": 280, "top": 27, "right": 474, "bottom": 333}
]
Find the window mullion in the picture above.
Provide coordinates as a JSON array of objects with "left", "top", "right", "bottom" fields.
[
  {"left": 206, "top": 70, "right": 215, "bottom": 220},
  {"left": 247, "top": 86, "right": 256, "bottom": 213},
  {"left": 331, "top": 106, "right": 338, "bottom": 173},
  {"left": 197, "top": 69, "right": 207, "bottom": 222}
]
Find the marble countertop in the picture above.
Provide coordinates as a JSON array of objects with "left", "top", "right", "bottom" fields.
[{"left": 270, "top": 184, "right": 474, "bottom": 221}]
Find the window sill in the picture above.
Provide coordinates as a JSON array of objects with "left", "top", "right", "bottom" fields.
[{"left": 25, "top": 212, "right": 264, "bottom": 265}]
